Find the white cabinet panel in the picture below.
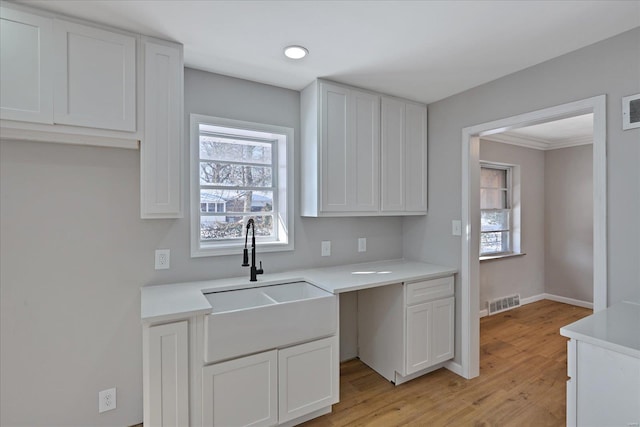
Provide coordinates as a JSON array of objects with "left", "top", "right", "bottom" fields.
[
  {"left": 381, "top": 97, "right": 427, "bottom": 213},
  {"left": 140, "top": 37, "right": 183, "bottom": 218},
  {"left": 53, "top": 19, "right": 136, "bottom": 131},
  {"left": 406, "top": 295, "right": 454, "bottom": 375},
  {"left": 321, "top": 82, "right": 349, "bottom": 211},
  {"left": 381, "top": 97, "right": 405, "bottom": 212},
  {"left": 351, "top": 90, "right": 380, "bottom": 211},
  {"left": 431, "top": 296, "right": 455, "bottom": 363},
  {"left": 575, "top": 341, "right": 640, "bottom": 427},
  {"left": 318, "top": 81, "right": 379, "bottom": 213},
  {"left": 143, "top": 321, "right": 189, "bottom": 427},
  {"left": 0, "top": 6, "right": 53, "bottom": 123},
  {"left": 406, "top": 302, "right": 432, "bottom": 374},
  {"left": 404, "top": 102, "right": 428, "bottom": 212},
  {"left": 202, "top": 350, "right": 278, "bottom": 427},
  {"left": 278, "top": 336, "right": 339, "bottom": 423}
]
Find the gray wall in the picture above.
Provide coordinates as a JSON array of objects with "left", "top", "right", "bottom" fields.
[
  {"left": 403, "top": 27, "right": 640, "bottom": 363},
  {"left": 0, "top": 70, "right": 403, "bottom": 426},
  {"left": 1, "top": 26, "right": 638, "bottom": 427},
  {"left": 478, "top": 139, "right": 546, "bottom": 309},
  {"left": 545, "top": 144, "right": 594, "bottom": 302}
]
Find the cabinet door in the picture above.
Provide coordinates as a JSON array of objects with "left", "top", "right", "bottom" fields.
[
  {"left": 143, "top": 321, "right": 189, "bottom": 427},
  {"left": 202, "top": 350, "right": 278, "bottom": 427},
  {"left": 431, "top": 296, "right": 455, "bottom": 363},
  {"left": 320, "top": 81, "right": 349, "bottom": 212},
  {"left": 350, "top": 90, "right": 380, "bottom": 212},
  {"left": 404, "top": 103, "right": 427, "bottom": 212},
  {"left": 140, "top": 38, "right": 183, "bottom": 218},
  {"left": 0, "top": 6, "right": 53, "bottom": 123},
  {"left": 53, "top": 19, "right": 136, "bottom": 131},
  {"left": 380, "top": 97, "right": 405, "bottom": 212},
  {"left": 278, "top": 336, "right": 339, "bottom": 423},
  {"left": 406, "top": 301, "right": 432, "bottom": 374},
  {"left": 320, "top": 82, "right": 379, "bottom": 213}
]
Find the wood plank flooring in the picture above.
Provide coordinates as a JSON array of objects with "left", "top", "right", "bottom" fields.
[{"left": 301, "top": 300, "right": 591, "bottom": 427}]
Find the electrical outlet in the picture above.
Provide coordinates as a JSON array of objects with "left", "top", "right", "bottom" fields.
[
  {"left": 321, "top": 241, "right": 331, "bottom": 257},
  {"left": 358, "top": 237, "right": 367, "bottom": 252},
  {"left": 98, "top": 388, "right": 116, "bottom": 413},
  {"left": 155, "top": 249, "right": 170, "bottom": 270}
]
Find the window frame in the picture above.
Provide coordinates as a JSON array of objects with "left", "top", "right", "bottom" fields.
[
  {"left": 479, "top": 162, "right": 514, "bottom": 257},
  {"left": 190, "top": 114, "right": 294, "bottom": 257}
]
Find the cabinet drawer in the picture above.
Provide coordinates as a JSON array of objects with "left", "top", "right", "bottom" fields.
[{"left": 406, "top": 276, "right": 454, "bottom": 306}]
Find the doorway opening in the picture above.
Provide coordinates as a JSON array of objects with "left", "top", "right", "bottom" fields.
[{"left": 459, "top": 95, "right": 606, "bottom": 379}]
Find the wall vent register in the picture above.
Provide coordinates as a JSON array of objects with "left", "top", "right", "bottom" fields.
[{"left": 487, "top": 294, "right": 521, "bottom": 315}]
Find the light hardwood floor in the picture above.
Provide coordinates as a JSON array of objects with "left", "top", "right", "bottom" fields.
[{"left": 301, "top": 299, "right": 591, "bottom": 427}]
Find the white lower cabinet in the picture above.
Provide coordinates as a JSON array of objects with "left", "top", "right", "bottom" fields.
[
  {"left": 406, "top": 296, "right": 454, "bottom": 375},
  {"left": 566, "top": 339, "right": 640, "bottom": 427},
  {"left": 202, "top": 336, "right": 339, "bottom": 427},
  {"left": 278, "top": 337, "right": 339, "bottom": 423},
  {"left": 358, "top": 276, "right": 455, "bottom": 384},
  {"left": 202, "top": 350, "right": 278, "bottom": 427},
  {"left": 143, "top": 321, "right": 189, "bottom": 427}
]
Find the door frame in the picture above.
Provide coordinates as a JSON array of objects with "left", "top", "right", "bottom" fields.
[{"left": 459, "top": 95, "right": 607, "bottom": 379}]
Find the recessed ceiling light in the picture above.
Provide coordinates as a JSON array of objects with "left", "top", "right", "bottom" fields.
[{"left": 284, "top": 45, "right": 308, "bottom": 59}]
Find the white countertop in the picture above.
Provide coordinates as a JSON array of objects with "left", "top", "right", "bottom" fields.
[
  {"left": 560, "top": 301, "right": 640, "bottom": 359},
  {"left": 141, "top": 259, "right": 457, "bottom": 324}
]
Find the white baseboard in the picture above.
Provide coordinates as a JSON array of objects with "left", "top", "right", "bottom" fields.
[
  {"left": 541, "top": 293, "right": 593, "bottom": 309},
  {"left": 479, "top": 293, "right": 592, "bottom": 318},
  {"left": 444, "top": 360, "right": 464, "bottom": 377}
]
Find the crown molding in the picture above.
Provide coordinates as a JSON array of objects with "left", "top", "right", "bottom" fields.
[{"left": 482, "top": 132, "right": 592, "bottom": 151}]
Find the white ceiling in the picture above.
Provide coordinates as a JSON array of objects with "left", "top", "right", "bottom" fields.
[
  {"left": 19, "top": 0, "right": 640, "bottom": 104},
  {"left": 485, "top": 113, "right": 594, "bottom": 150}
]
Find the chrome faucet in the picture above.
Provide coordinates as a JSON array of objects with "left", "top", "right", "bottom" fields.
[{"left": 242, "top": 218, "right": 264, "bottom": 281}]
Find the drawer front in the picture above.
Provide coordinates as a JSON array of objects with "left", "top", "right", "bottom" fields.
[{"left": 406, "top": 276, "right": 454, "bottom": 306}]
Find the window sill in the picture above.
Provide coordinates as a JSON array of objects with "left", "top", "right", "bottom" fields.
[
  {"left": 479, "top": 252, "right": 526, "bottom": 262},
  {"left": 191, "top": 240, "right": 294, "bottom": 258}
]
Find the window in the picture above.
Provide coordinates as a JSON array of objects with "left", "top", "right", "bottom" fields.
[
  {"left": 190, "top": 114, "right": 294, "bottom": 257},
  {"left": 480, "top": 163, "right": 513, "bottom": 256}
]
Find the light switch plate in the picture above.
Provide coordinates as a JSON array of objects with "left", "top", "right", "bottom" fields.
[
  {"left": 321, "top": 241, "right": 331, "bottom": 257},
  {"left": 358, "top": 238, "right": 367, "bottom": 252},
  {"left": 452, "top": 220, "right": 462, "bottom": 236}
]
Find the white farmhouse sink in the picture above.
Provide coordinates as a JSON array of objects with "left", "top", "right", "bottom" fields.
[{"left": 203, "top": 281, "right": 337, "bottom": 364}]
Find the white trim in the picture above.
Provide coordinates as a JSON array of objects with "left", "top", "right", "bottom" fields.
[
  {"left": 0, "top": 125, "right": 139, "bottom": 149},
  {"left": 461, "top": 95, "right": 607, "bottom": 380},
  {"left": 189, "top": 114, "right": 295, "bottom": 258},
  {"left": 483, "top": 132, "right": 592, "bottom": 151},
  {"left": 478, "top": 294, "right": 593, "bottom": 318},
  {"left": 443, "top": 361, "right": 464, "bottom": 377},
  {"left": 541, "top": 293, "right": 594, "bottom": 309}
]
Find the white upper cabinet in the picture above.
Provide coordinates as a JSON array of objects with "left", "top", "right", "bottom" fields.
[
  {"left": 301, "top": 79, "right": 427, "bottom": 217},
  {"left": 140, "top": 38, "right": 183, "bottom": 218},
  {"left": 302, "top": 80, "right": 380, "bottom": 216},
  {"left": 404, "top": 102, "right": 428, "bottom": 212},
  {"left": 0, "top": 6, "right": 53, "bottom": 123},
  {"left": 53, "top": 19, "right": 136, "bottom": 131},
  {"left": 1, "top": 4, "right": 184, "bottom": 219},
  {"left": 381, "top": 96, "right": 428, "bottom": 214}
]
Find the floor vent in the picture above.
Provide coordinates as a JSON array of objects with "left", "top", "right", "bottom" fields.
[{"left": 487, "top": 294, "right": 521, "bottom": 315}]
